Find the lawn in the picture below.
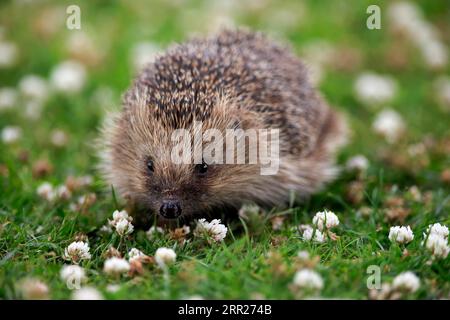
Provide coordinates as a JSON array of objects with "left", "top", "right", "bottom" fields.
[{"left": 0, "top": 0, "right": 449, "bottom": 299}]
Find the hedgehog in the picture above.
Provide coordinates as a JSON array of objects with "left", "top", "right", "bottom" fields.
[{"left": 100, "top": 29, "right": 347, "bottom": 223}]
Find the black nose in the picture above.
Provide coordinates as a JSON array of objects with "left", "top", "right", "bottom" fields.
[{"left": 159, "top": 200, "right": 182, "bottom": 219}]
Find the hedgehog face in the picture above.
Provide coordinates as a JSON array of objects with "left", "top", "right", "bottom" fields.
[
  {"left": 101, "top": 94, "right": 271, "bottom": 220},
  {"left": 104, "top": 124, "right": 261, "bottom": 219},
  {"left": 101, "top": 93, "right": 280, "bottom": 220}
]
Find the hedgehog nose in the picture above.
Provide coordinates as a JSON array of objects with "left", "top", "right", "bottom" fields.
[{"left": 159, "top": 200, "right": 182, "bottom": 219}]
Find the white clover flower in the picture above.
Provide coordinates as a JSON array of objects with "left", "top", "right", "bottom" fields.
[
  {"left": 60, "top": 265, "right": 87, "bottom": 287},
  {"left": 128, "top": 248, "right": 145, "bottom": 262},
  {"left": 64, "top": 241, "right": 91, "bottom": 263},
  {"left": 71, "top": 287, "right": 103, "bottom": 300},
  {"left": 99, "top": 224, "right": 112, "bottom": 234},
  {"left": 65, "top": 31, "right": 102, "bottom": 65},
  {"left": 301, "top": 225, "right": 326, "bottom": 243},
  {"left": 0, "top": 87, "right": 18, "bottom": 111},
  {"left": 354, "top": 72, "right": 397, "bottom": 106},
  {"left": 389, "top": 226, "right": 414, "bottom": 244},
  {"left": 346, "top": 155, "right": 369, "bottom": 172},
  {"left": 423, "top": 234, "right": 449, "bottom": 259},
  {"left": 426, "top": 223, "right": 449, "bottom": 239},
  {"left": 238, "top": 203, "right": 261, "bottom": 219},
  {"left": 372, "top": 109, "right": 405, "bottom": 144},
  {"left": 113, "top": 209, "right": 129, "bottom": 221},
  {"left": 1, "top": 126, "right": 22, "bottom": 144},
  {"left": 109, "top": 209, "right": 132, "bottom": 226},
  {"left": 387, "top": 2, "right": 422, "bottom": 33},
  {"left": 18, "top": 74, "right": 49, "bottom": 102},
  {"left": 36, "top": 182, "right": 56, "bottom": 202},
  {"left": 131, "top": 42, "right": 160, "bottom": 71},
  {"left": 103, "top": 257, "right": 130, "bottom": 276},
  {"left": 50, "top": 129, "right": 69, "bottom": 147},
  {"left": 114, "top": 218, "right": 134, "bottom": 236},
  {"left": 55, "top": 185, "right": 72, "bottom": 200},
  {"left": 312, "top": 210, "right": 339, "bottom": 231},
  {"left": 155, "top": 247, "right": 177, "bottom": 268},
  {"left": 50, "top": 60, "right": 86, "bottom": 93},
  {"left": 18, "top": 278, "right": 49, "bottom": 300},
  {"left": 106, "top": 284, "right": 121, "bottom": 293},
  {"left": 413, "top": 20, "right": 438, "bottom": 45},
  {"left": 108, "top": 210, "right": 134, "bottom": 236},
  {"left": 0, "top": 41, "right": 18, "bottom": 68},
  {"left": 181, "top": 225, "right": 191, "bottom": 235},
  {"left": 392, "top": 271, "right": 420, "bottom": 293},
  {"left": 292, "top": 269, "right": 324, "bottom": 291},
  {"left": 387, "top": 2, "right": 447, "bottom": 70},
  {"left": 146, "top": 226, "right": 164, "bottom": 239},
  {"left": 194, "top": 218, "right": 228, "bottom": 242},
  {"left": 421, "top": 40, "right": 448, "bottom": 70}
]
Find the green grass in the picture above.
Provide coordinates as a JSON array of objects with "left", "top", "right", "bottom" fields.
[{"left": 0, "top": 0, "right": 449, "bottom": 299}]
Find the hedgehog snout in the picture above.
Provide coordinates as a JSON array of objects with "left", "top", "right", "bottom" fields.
[{"left": 159, "top": 199, "right": 182, "bottom": 219}]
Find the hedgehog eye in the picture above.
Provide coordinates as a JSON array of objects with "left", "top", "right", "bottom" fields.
[
  {"left": 195, "top": 160, "right": 208, "bottom": 176},
  {"left": 146, "top": 159, "right": 154, "bottom": 173}
]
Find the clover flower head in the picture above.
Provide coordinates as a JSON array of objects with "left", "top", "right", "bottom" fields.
[
  {"left": 426, "top": 223, "right": 448, "bottom": 239},
  {"left": 292, "top": 269, "right": 324, "bottom": 291},
  {"left": 60, "top": 265, "right": 87, "bottom": 286},
  {"left": 372, "top": 109, "right": 405, "bottom": 144},
  {"left": 194, "top": 218, "right": 227, "bottom": 243},
  {"left": 346, "top": 155, "right": 369, "bottom": 172},
  {"left": 1, "top": 126, "right": 22, "bottom": 144},
  {"left": 423, "top": 233, "right": 449, "bottom": 259},
  {"left": 111, "top": 210, "right": 131, "bottom": 222},
  {"left": 37, "top": 182, "right": 56, "bottom": 202},
  {"left": 18, "top": 278, "right": 49, "bottom": 300},
  {"left": 64, "top": 241, "right": 91, "bottom": 263},
  {"left": 103, "top": 257, "right": 130, "bottom": 276},
  {"left": 108, "top": 210, "right": 134, "bottom": 236},
  {"left": 56, "top": 185, "right": 72, "bottom": 200},
  {"left": 354, "top": 72, "right": 397, "bottom": 106},
  {"left": 301, "top": 225, "right": 326, "bottom": 243},
  {"left": 71, "top": 287, "right": 103, "bottom": 300},
  {"left": 50, "top": 60, "right": 86, "bottom": 94},
  {"left": 146, "top": 226, "right": 164, "bottom": 240},
  {"left": 155, "top": 247, "right": 176, "bottom": 268},
  {"left": 115, "top": 218, "right": 134, "bottom": 236},
  {"left": 312, "top": 210, "right": 339, "bottom": 231},
  {"left": 19, "top": 74, "right": 48, "bottom": 102},
  {"left": 389, "top": 226, "right": 414, "bottom": 244},
  {"left": 392, "top": 271, "right": 420, "bottom": 293},
  {"left": 128, "top": 248, "right": 145, "bottom": 262}
]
